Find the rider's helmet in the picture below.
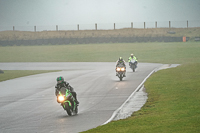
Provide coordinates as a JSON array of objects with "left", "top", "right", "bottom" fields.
[
  {"left": 131, "top": 54, "right": 134, "bottom": 57},
  {"left": 57, "top": 76, "right": 64, "bottom": 84},
  {"left": 119, "top": 57, "right": 123, "bottom": 62}
]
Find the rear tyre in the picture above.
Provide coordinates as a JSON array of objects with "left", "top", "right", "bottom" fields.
[{"left": 74, "top": 106, "right": 78, "bottom": 114}]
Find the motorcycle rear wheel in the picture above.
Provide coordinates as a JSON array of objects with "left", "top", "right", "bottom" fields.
[{"left": 74, "top": 106, "right": 78, "bottom": 115}]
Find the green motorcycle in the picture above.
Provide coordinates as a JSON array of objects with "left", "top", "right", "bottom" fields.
[{"left": 57, "top": 87, "right": 78, "bottom": 116}]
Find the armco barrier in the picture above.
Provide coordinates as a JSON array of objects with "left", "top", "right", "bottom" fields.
[{"left": 0, "top": 36, "right": 187, "bottom": 46}]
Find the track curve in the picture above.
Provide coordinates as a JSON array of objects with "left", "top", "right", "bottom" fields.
[{"left": 0, "top": 62, "right": 162, "bottom": 133}]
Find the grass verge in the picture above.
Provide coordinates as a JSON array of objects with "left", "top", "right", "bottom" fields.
[
  {"left": 81, "top": 63, "right": 200, "bottom": 133},
  {"left": 0, "top": 70, "right": 59, "bottom": 82},
  {"left": 0, "top": 42, "right": 200, "bottom": 64}
]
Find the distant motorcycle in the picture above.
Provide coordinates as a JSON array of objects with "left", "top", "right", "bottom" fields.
[
  {"left": 129, "top": 59, "right": 137, "bottom": 72},
  {"left": 57, "top": 87, "right": 78, "bottom": 116},
  {"left": 116, "top": 64, "right": 126, "bottom": 81}
]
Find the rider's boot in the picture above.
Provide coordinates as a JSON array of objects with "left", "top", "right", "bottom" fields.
[
  {"left": 123, "top": 72, "right": 126, "bottom": 77},
  {"left": 75, "top": 99, "right": 79, "bottom": 105},
  {"left": 72, "top": 92, "right": 79, "bottom": 105}
]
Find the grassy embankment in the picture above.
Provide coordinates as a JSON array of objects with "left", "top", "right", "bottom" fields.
[
  {"left": 0, "top": 42, "right": 200, "bottom": 132},
  {"left": 0, "top": 27, "right": 200, "bottom": 41}
]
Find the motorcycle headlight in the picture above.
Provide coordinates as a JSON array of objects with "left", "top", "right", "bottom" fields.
[
  {"left": 116, "top": 67, "right": 121, "bottom": 71},
  {"left": 58, "top": 95, "right": 65, "bottom": 102},
  {"left": 121, "top": 67, "right": 125, "bottom": 71}
]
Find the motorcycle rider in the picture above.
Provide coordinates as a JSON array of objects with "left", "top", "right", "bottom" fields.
[
  {"left": 55, "top": 76, "right": 79, "bottom": 104},
  {"left": 128, "top": 53, "right": 138, "bottom": 67},
  {"left": 116, "top": 57, "right": 126, "bottom": 77}
]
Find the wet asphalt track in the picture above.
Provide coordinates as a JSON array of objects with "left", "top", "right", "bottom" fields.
[{"left": 0, "top": 62, "right": 163, "bottom": 133}]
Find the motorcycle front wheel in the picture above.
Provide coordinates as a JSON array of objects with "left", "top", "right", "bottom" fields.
[
  {"left": 119, "top": 75, "right": 123, "bottom": 81},
  {"left": 65, "top": 102, "right": 72, "bottom": 116},
  {"left": 132, "top": 65, "right": 135, "bottom": 72},
  {"left": 132, "top": 67, "right": 135, "bottom": 72}
]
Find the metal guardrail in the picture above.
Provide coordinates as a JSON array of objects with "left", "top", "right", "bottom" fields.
[
  {"left": 0, "top": 36, "right": 185, "bottom": 46},
  {"left": 195, "top": 37, "right": 200, "bottom": 41}
]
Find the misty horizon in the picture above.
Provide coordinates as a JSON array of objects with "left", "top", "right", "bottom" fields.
[{"left": 0, "top": 0, "right": 200, "bottom": 31}]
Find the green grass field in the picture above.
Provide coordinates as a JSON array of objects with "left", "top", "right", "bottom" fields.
[
  {"left": 0, "top": 42, "right": 200, "bottom": 132},
  {"left": 0, "top": 42, "right": 200, "bottom": 64}
]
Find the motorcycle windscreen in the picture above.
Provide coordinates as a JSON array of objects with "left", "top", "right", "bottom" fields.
[
  {"left": 131, "top": 59, "right": 136, "bottom": 62},
  {"left": 117, "top": 64, "right": 124, "bottom": 67},
  {"left": 59, "top": 87, "right": 67, "bottom": 95}
]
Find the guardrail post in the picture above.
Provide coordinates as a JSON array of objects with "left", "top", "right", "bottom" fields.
[
  {"left": 131, "top": 22, "right": 133, "bottom": 28},
  {"left": 187, "top": 20, "right": 188, "bottom": 28},
  {"left": 95, "top": 23, "right": 97, "bottom": 30},
  {"left": 114, "top": 23, "right": 115, "bottom": 30},
  {"left": 56, "top": 25, "right": 58, "bottom": 31},
  {"left": 155, "top": 21, "right": 157, "bottom": 28},
  {"left": 144, "top": 22, "right": 145, "bottom": 29},
  {"left": 169, "top": 21, "right": 171, "bottom": 28},
  {"left": 13, "top": 26, "right": 15, "bottom": 31},
  {"left": 77, "top": 24, "right": 79, "bottom": 30},
  {"left": 34, "top": 26, "right": 36, "bottom": 32}
]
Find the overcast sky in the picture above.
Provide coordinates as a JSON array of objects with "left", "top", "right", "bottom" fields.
[{"left": 0, "top": 0, "right": 200, "bottom": 29}]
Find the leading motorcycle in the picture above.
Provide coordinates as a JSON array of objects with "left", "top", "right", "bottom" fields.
[
  {"left": 57, "top": 87, "right": 78, "bottom": 116},
  {"left": 116, "top": 64, "right": 126, "bottom": 81}
]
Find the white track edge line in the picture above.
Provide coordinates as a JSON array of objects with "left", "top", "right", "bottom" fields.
[{"left": 102, "top": 68, "right": 157, "bottom": 125}]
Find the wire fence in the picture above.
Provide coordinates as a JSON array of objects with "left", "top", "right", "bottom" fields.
[{"left": 0, "top": 20, "right": 200, "bottom": 32}]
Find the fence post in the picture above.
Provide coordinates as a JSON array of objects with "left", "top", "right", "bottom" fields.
[
  {"left": 187, "top": 20, "right": 188, "bottom": 28},
  {"left": 131, "top": 22, "right": 133, "bottom": 28},
  {"left": 144, "top": 22, "right": 145, "bottom": 29},
  {"left": 169, "top": 21, "right": 171, "bottom": 28},
  {"left": 155, "top": 21, "right": 157, "bottom": 28},
  {"left": 95, "top": 23, "right": 97, "bottom": 30},
  {"left": 34, "top": 26, "right": 36, "bottom": 32},
  {"left": 77, "top": 24, "right": 79, "bottom": 30},
  {"left": 13, "top": 26, "right": 15, "bottom": 31},
  {"left": 56, "top": 25, "right": 58, "bottom": 31},
  {"left": 114, "top": 23, "right": 115, "bottom": 30}
]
